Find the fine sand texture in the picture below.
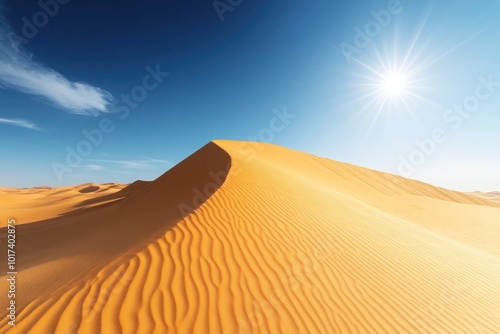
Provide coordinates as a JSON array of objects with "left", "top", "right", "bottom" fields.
[{"left": 1, "top": 140, "right": 499, "bottom": 333}]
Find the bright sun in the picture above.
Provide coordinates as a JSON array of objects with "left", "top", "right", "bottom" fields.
[
  {"left": 381, "top": 72, "right": 408, "bottom": 97},
  {"left": 345, "top": 42, "right": 432, "bottom": 140}
]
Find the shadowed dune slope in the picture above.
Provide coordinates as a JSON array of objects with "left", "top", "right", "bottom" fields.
[{"left": 1, "top": 140, "right": 499, "bottom": 333}]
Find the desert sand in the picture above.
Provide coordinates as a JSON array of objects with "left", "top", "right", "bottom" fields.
[
  {"left": 469, "top": 191, "right": 500, "bottom": 203},
  {"left": 0, "top": 183, "right": 126, "bottom": 226},
  {"left": 1, "top": 140, "right": 499, "bottom": 333}
]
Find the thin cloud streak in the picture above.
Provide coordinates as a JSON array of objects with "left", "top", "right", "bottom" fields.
[
  {"left": 0, "top": 117, "right": 39, "bottom": 130},
  {"left": 77, "top": 164, "right": 104, "bottom": 171},
  {"left": 88, "top": 158, "right": 171, "bottom": 170},
  {"left": 0, "top": 14, "right": 113, "bottom": 115}
]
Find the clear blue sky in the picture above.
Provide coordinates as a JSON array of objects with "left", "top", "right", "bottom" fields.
[{"left": 1, "top": 0, "right": 499, "bottom": 191}]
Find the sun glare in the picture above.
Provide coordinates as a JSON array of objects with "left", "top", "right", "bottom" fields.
[
  {"left": 381, "top": 72, "right": 408, "bottom": 97},
  {"left": 341, "top": 43, "right": 434, "bottom": 144},
  {"left": 337, "top": 15, "right": 455, "bottom": 145}
]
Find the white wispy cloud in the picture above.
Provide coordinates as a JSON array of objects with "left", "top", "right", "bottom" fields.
[
  {"left": 88, "top": 158, "right": 171, "bottom": 170},
  {"left": 0, "top": 15, "right": 113, "bottom": 115},
  {"left": 78, "top": 164, "right": 104, "bottom": 171},
  {"left": 0, "top": 117, "right": 39, "bottom": 130}
]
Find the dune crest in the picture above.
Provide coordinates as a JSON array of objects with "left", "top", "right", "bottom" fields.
[{"left": 1, "top": 140, "right": 499, "bottom": 333}]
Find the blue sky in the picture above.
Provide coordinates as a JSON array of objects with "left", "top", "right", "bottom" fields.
[{"left": 1, "top": 0, "right": 499, "bottom": 191}]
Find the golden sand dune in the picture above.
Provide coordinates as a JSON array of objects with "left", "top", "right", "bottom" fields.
[
  {"left": 0, "top": 183, "right": 126, "bottom": 226},
  {"left": 470, "top": 191, "right": 500, "bottom": 204},
  {"left": 1, "top": 140, "right": 499, "bottom": 333}
]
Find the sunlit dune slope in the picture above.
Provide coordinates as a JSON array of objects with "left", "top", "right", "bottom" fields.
[
  {"left": 1, "top": 140, "right": 499, "bottom": 334},
  {"left": 0, "top": 183, "right": 127, "bottom": 226}
]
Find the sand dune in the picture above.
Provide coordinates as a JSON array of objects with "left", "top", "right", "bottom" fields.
[
  {"left": 0, "top": 183, "right": 126, "bottom": 226},
  {"left": 1, "top": 140, "right": 499, "bottom": 333},
  {"left": 470, "top": 191, "right": 500, "bottom": 203}
]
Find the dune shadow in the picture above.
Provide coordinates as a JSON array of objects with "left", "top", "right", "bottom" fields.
[
  {"left": 0, "top": 142, "right": 231, "bottom": 305},
  {"left": 78, "top": 185, "right": 100, "bottom": 193},
  {"left": 57, "top": 181, "right": 152, "bottom": 215}
]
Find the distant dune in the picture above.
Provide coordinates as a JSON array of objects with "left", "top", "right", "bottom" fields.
[
  {"left": 0, "top": 183, "right": 126, "bottom": 225},
  {"left": 469, "top": 191, "right": 500, "bottom": 203},
  {"left": 1, "top": 141, "right": 499, "bottom": 333}
]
